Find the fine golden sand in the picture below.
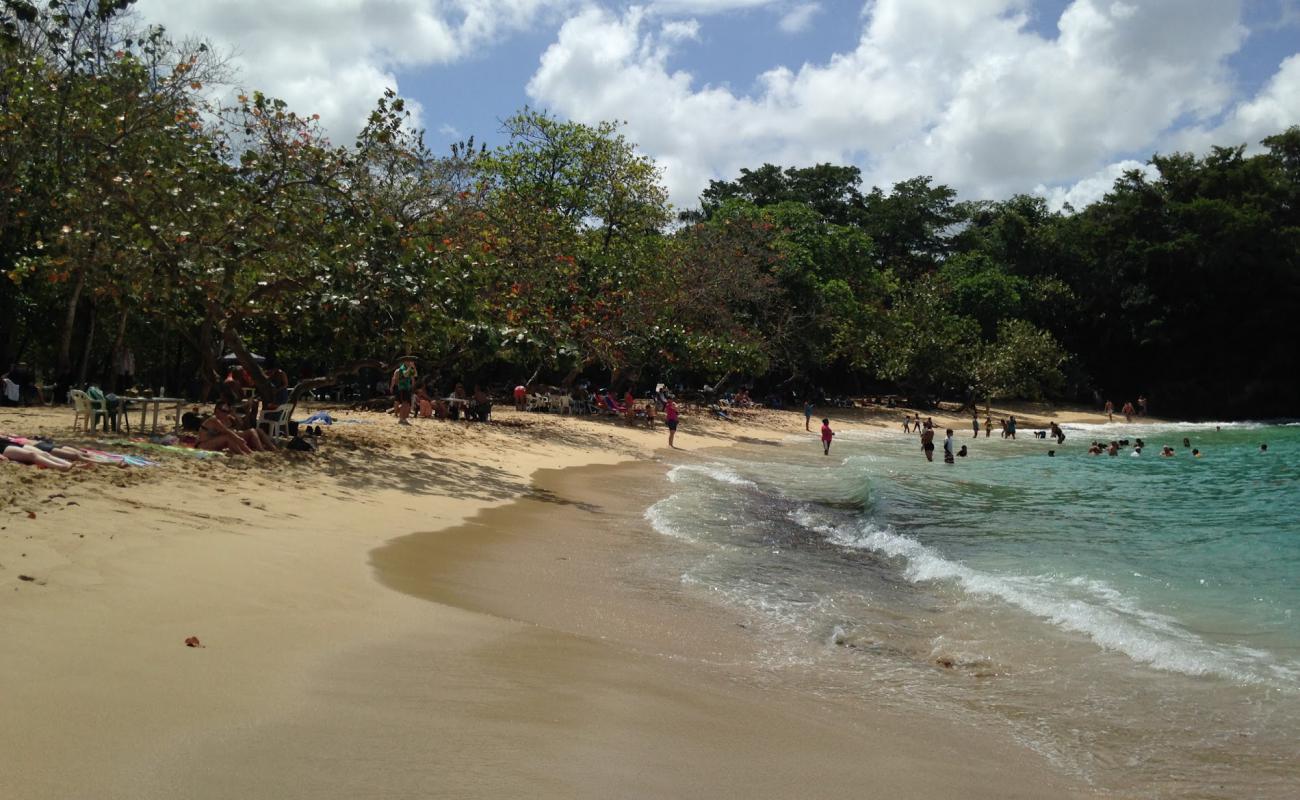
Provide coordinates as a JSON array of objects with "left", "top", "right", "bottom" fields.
[{"left": 1, "top": 399, "right": 1114, "bottom": 798}]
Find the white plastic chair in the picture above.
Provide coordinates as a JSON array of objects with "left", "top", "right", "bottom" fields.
[
  {"left": 258, "top": 406, "right": 291, "bottom": 438},
  {"left": 526, "top": 393, "right": 550, "bottom": 412},
  {"left": 69, "top": 390, "right": 94, "bottom": 431},
  {"left": 549, "top": 394, "right": 572, "bottom": 414}
]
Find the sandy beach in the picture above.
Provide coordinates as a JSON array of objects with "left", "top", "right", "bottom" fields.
[{"left": 1, "top": 399, "right": 1111, "bottom": 798}]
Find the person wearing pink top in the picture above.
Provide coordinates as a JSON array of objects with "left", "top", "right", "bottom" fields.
[
  {"left": 664, "top": 398, "right": 679, "bottom": 448},
  {"left": 820, "top": 418, "right": 834, "bottom": 456}
]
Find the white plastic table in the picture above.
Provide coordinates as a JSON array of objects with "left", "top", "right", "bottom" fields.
[{"left": 127, "top": 397, "right": 186, "bottom": 434}]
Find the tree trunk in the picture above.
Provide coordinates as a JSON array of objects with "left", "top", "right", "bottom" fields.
[
  {"left": 195, "top": 314, "right": 220, "bottom": 401},
  {"left": 57, "top": 270, "right": 86, "bottom": 375},
  {"left": 77, "top": 302, "right": 97, "bottom": 386},
  {"left": 221, "top": 320, "right": 275, "bottom": 403},
  {"left": 109, "top": 309, "right": 128, "bottom": 392}
]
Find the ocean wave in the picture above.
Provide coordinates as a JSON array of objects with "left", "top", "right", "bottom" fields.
[
  {"left": 1059, "top": 420, "right": 1268, "bottom": 433},
  {"left": 798, "top": 515, "right": 1298, "bottom": 689},
  {"left": 666, "top": 463, "right": 758, "bottom": 489},
  {"left": 643, "top": 498, "right": 701, "bottom": 543}
]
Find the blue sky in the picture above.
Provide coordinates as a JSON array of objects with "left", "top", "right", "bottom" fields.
[{"left": 135, "top": 1, "right": 1300, "bottom": 210}]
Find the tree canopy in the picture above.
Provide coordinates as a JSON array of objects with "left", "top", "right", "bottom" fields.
[{"left": 2, "top": 1, "right": 1298, "bottom": 417}]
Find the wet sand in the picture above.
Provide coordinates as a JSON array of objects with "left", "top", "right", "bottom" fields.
[{"left": 0, "top": 402, "right": 1110, "bottom": 798}]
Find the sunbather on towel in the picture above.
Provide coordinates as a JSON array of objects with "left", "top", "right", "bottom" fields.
[{"left": 0, "top": 436, "right": 73, "bottom": 470}]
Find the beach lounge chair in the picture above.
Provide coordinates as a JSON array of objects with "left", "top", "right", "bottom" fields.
[{"left": 603, "top": 393, "right": 625, "bottom": 414}]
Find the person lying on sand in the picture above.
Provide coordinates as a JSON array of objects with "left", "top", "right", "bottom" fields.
[{"left": 0, "top": 437, "right": 73, "bottom": 470}]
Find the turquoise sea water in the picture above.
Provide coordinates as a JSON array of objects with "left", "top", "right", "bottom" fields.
[{"left": 645, "top": 421, "right": 1300, "bottom": 797}]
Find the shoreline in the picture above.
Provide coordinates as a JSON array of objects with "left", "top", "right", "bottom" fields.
[
  {"left": 369, "top": 458, "right": 1091, "bottom": 797},
  {"left": 0, "top": 401, "right": 1108, "bottom": 798}
]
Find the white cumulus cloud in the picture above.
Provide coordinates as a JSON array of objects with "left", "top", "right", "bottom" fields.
[
  {"left": 525, "top": 0, "right": 1298, "bottom": 211},
  {"left": 132, "top": 0, "right": 572, "bottom": 140},
  {"left": 778, "top": 2, "right": 820, "bottom": 34}
]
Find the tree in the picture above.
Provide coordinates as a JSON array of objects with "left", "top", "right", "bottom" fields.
[{"left": 973, "top": 319, "right": 1066, "bottom": 402}]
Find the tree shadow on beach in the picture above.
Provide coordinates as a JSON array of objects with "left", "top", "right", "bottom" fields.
[{"left": 319, "top": 447, "right": 531, "bottom": 503}]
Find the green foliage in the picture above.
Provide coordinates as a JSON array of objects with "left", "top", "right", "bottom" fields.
[
  {"left": 974, "top": 319, "right": 1067, "bottom": 401},
  {"left": 1, "top": 3, "right": 1296, "bottom": 416}
]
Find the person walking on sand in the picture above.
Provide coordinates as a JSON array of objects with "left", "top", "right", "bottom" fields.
[
  {"left": 1138, "top": 395, "right": 1148, "bottom": 416},
  {"left": 921, "top": 426, "right": 935, "bottom": 462},
  {"left": 821, "top": 418, "right": 834, "bottom": 456},
  {"left": 1104, "top": 399, "right": 1113, "bottom": 422},
  {"left": 665, "top": 397, "right": 679, "bottom": 448},
  {"left": 1122, "top": 401, "right": 1134, "bottom": 423},
  {"left": 805, "top": 399, "right": 815, "bottom": 431},
  {"left": 943, "top": 429, "right": 955, "bottom": 464},
  {"left": 390, "top": 358, "right": 417, "bottom": 425}
]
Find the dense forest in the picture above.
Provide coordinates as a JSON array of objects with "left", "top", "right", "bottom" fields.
[{"left": 3, "top": 1, "right": 1298, "bottom": 417}]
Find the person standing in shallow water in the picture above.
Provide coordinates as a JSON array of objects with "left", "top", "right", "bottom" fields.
[
  {"left": 921, "top": 425, "right": 935, "bottom": 462},
  {"left": 1104, "top": 399, "right": 1113, "bottom": 422},
  {"left": 664, "top": 397, "right": 679, "bottom": 448},
  {"left": 971, "top": 414, "right": 980, "bottom": 438},
  {"left": 943, "top": 429, "right": 955, "bottom": 464},
  {"left": 820, "top": 418, "right": 834, "bottom": 456}
]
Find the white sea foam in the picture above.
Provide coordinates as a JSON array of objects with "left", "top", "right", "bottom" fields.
[
  {"left": 666, "top": 463, "right": 758, "bottom": 489},
  {"left": 801, "top": 516, "right": 1297, "bottom": 689},
  {"left": 1060, "top": 420, "right": 1267, "bottom": 434},
  {"left": 643, "top": 498, "right": 700, "bottom": 543}
]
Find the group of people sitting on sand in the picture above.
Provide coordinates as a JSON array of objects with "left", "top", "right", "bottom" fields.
[
  {"left": 390, "top": 359, "right": 492, "bottom": 425},
  {"left": 508, "top": 381, "right": 666, "bottom": 427},
  {"left": 194, "top": 401, "right": 278, "bottom": 454}
]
